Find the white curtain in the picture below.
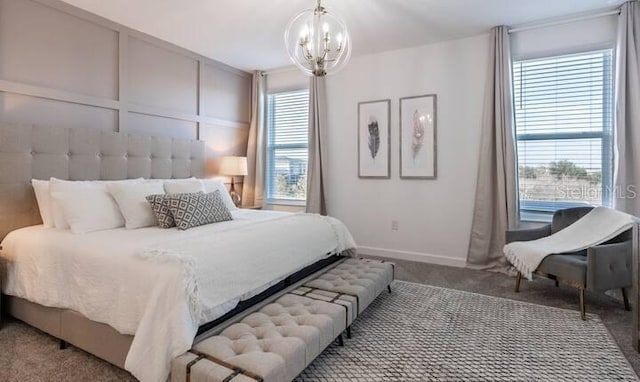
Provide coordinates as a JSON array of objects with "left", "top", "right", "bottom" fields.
[
  {"left": 614, "top": 1, "right": 640, "bottom": 216},
  {"left": 306, "top": 76, "right": 328, "bottom": 215},
  {"left": 242, "top": 71, "right": 266, "bottom": 207},
  {"left": 467, "top": 26, "right": 520, "bottom": 271}
]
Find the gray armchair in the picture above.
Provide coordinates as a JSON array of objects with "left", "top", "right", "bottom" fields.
[{"left": 506, "top": 207, "right": 632, "bottom": 320}]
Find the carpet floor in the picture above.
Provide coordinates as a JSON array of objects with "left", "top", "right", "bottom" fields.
[{"left": 0, "top": 258, "right": 638, "bottom": 381}]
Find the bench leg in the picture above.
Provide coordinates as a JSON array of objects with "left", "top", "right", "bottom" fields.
[
  {"left": 59, "top": 340, "right": 67, "bottom": 350},
  {"left": 515, "top": 272, "right": 522, "bottom": 293},
  {"left": 579, "top": 288, "right": 586, "bottom": 320},
  {"left": 337, "top": 333, "right": 344, "bottom": 347},
  {"left": 346, "top": 326, "right": 352, "bottom": 339},
  {"left": 555, "top": 279, "right": 559, "bottom": 287},
  {"left": 387, "top": 285, "right": 391, "bottom": 294},
  {"left": 622, "top": 288, "right": 631, "bottom": 311}
]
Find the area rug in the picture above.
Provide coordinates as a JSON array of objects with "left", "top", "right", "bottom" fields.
[{"left": 295, "top": 281, "right": 638, "bottom": 381}]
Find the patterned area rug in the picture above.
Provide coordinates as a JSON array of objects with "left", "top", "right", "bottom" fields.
[{"left": 296, "top": 281, "right": 638, "bottom": 381}]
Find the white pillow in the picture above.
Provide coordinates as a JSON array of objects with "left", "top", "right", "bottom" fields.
[
  {"left": 163, "top": 178, "right": 204, "bottom": 194},
  {"left": 51, "top": 189, "right": 125, "bottom": 234},
  {"left": 201, "top": 179, "right": 237, "bottom": 210},
  {"left": 107, "top": 180, "right": 165, "bottom": 229},
  {"left": 49, "top": 178, "right": 141, "bottom": 229},
  {"left": 49, "top": 178, "right": 105, "bottom": 229},
  {"left": 32, "top": 179, "right": 53, "bottom": 227}
]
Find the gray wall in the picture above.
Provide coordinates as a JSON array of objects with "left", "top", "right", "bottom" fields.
[{"left": 0, "top": 0, "right": 251, "bottom": 177}]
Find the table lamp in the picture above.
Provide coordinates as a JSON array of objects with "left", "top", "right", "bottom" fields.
[{"left": 219, "top": 156, "right": 248, "bottom": 207}]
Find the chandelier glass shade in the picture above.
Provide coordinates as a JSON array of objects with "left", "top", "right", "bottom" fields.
[{"left": 284, "top": 0, "right": 351, "bottom": 77}]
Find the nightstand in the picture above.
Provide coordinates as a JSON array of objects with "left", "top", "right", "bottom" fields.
[{"left": 240, "top": 205, "right": 263, "bottom": 210}]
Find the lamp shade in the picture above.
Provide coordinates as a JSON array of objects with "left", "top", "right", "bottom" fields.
[{"left": 219, "top": 156, "right": 248, "bottom": 176}]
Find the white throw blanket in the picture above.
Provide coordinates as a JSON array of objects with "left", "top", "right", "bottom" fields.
[
  {"left": 504, "top": 207, "right": 635, "bottom": 280},
  {"left": 129, "top": 213, "right": 356, "bottom": 382}
]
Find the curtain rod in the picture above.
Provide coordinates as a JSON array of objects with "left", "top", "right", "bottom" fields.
[{"left": 508, "top": 8, "right": 621, "bottom": 34}]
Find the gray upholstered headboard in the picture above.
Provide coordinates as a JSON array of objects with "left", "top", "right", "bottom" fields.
[{"left": 0, "top": 123, "right": 206, "bottom": 240}]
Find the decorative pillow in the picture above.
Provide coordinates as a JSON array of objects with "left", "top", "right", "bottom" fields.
[
  {"left": 32, "top": 179, "right": 53, "bottom": 227},
  {"left": 201, "top": 179, "right": 237, "bottom": 211},
  {"left": 166, "top": 190, "right": 233, "bottom": 230},
  {"left": 146, "top": 193, "right": 187, "bottom": 228},
  {"left": 163, "top": 178, "right": 205, "bottom": 194},
  {"left": 51, "top": 189, "right": 125, "bottom": 234},
  {"left": 107, "top": 180, "right": 165, "bottom": 229}
]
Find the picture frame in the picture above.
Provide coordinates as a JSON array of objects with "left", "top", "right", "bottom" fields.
[
  {"left": 399, "top": 94, "right": 437, "bottom": 179},
  {"left": 358, "top": 99, "right": 391, "bottom": 178}
]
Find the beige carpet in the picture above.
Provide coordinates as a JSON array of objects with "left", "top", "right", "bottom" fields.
[
  {"left": 1, "top": 258, "right": 638, "bottom": 381},
  {"left": 0, "top": 318, "right": 135, "bottom": 381}
]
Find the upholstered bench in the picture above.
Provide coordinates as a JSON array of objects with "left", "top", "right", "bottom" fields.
[
  {"left": 303, "top": 258, "right": 395, "bottom": 315},
  {"left": 171, "top": 258, "right": 395, "bottom": 382}
]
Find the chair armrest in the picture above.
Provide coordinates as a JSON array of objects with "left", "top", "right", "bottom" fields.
[
  {"left": 505, "top": 224, "right": 551, "bottom": 244},
  {"left": 587, "top": 240, "right": 632, "bottom": 291}
]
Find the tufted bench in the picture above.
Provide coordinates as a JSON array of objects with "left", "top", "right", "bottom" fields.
[
  {"left": 171, "top": 258, "right": 395, "bottom": 382},
  {"left": 303, "top": 258, "right": 394, "bottom": 315}
]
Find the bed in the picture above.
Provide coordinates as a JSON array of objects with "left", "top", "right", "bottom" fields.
[{"left": 0, "top": 124, "right": 356, "bottom": 382}]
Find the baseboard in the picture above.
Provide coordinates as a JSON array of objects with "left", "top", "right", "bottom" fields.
[{"left": 357, "top": 246, "right": 467, "bottom": 268}]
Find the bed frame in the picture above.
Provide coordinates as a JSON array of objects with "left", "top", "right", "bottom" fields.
[
  {"left": 0, "top": 123, "right": 207, "bottom": 368},
  {"left": 0, "top": 123, "right": 346, "bottom": 371},
  {"left": 2, "top": 254, "right": 345, "bottom": 369}
]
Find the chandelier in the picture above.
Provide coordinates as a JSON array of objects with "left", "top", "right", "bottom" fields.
[{"left": 284, "top": 0, "right": 351, "bottom": 77}]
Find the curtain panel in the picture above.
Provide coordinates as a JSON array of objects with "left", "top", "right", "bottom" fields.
[
  {"left": 467, "top": 26, "right": 520, "bottom": 272},
  {"left": 614, "top": 1, "right": 640, "bottom": 216},
  {"left": 306, "top": 76, "right": 328, "bottom": 215},
  {"left": 242, "top": 71, "right": 267, "bottom": 207}
]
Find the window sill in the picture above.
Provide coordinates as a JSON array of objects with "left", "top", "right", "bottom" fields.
[
  {"left": 520, "top": 212, "right": 553, "bottom": 223},
  {"left": 267, "top": 199, "right": 306, "bottom": 207}
]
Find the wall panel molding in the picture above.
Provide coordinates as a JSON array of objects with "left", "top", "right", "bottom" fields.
[
  {"left": 31, "top": 0, "right": 251, "bottom": 79},
  {"left": 0, "top": 0, "right": 253, "bottom": 176},
  {"left": 118, "top": 31, "right": 129, "bottom": 132},
  {"left": 0, "top": 80, "right": 120, "bottom": 110}
]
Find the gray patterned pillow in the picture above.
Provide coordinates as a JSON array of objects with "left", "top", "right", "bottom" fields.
[
  {"left": 146, "top": 192, "right": 204, "bottom": 228},
  {"left": 146, "top": 193, "right": 179, "bottom": 228},
  {"left": 166, "top": 190, "right": 233, "bottom": 230}
]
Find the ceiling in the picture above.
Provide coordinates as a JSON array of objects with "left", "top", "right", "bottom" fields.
[{"left": 60, "top": 0, "right": 624, "bottom": 71}]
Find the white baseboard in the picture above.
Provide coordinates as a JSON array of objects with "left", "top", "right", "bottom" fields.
[{"left": 357, "top": 246, "right": 467, "bottom": 268}]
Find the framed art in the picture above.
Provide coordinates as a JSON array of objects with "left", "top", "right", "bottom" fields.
[
  {"left": 358, "top": 99, "right": 391, "bottom": 178},
  {"left": 399, "top": 94, "right": 437, "bottom": 179}
]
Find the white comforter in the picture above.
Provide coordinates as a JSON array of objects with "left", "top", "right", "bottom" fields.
[{"left": 0, "top": 210, "right": 356, "bottom": 382}]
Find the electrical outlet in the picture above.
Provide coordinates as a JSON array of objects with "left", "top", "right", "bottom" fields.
[{"left": 391, "top": 220, "right": 399, "bottom": 231}]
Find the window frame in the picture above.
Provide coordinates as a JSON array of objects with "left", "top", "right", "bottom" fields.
[
  {"left": 512, "top": 47, "right": 615, "bottom": 222},
  {"left": 265, "top": 88, "right": 310, "bottom": 204}
]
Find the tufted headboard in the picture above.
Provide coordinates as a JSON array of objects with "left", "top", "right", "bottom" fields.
[{"left": 0, "top": 123, "right": 206, "bottom": 240}]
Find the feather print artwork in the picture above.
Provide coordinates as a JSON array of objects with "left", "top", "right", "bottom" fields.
[
  {"left": 368, "top": 116, "right": 380, "bottom": 159},
  {"left": 412, "top": 110, "right": 426, "bottom": 160}
]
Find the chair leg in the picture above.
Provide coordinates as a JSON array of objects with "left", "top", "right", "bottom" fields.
[
  {"left": 622, "top": 288, "right": 631, "bottom": 311},
  {"left": 555, "top": 279, "right": 559, "bottom": 287},
  {"left": 515, "top": 272, "right": 522, "bottom": 293},
  {"left": 579, "top": 288, "right": 586, "bottom": 320}
]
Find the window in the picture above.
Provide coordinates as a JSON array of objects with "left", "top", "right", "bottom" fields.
[
  {"left": 266, "top": 89, "right": 309, "bottom": 202},
  {"left": 513, "top": 49, "right": 614, "bottom": 221}
]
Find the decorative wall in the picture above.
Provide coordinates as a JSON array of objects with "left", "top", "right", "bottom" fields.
[{"left": 0, "top": 0, "right": 252, "bottom": 179}]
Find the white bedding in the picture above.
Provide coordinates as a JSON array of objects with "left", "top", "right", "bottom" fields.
[{"left": 0, "top": 210, "right": 356, "bottom": 382}]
